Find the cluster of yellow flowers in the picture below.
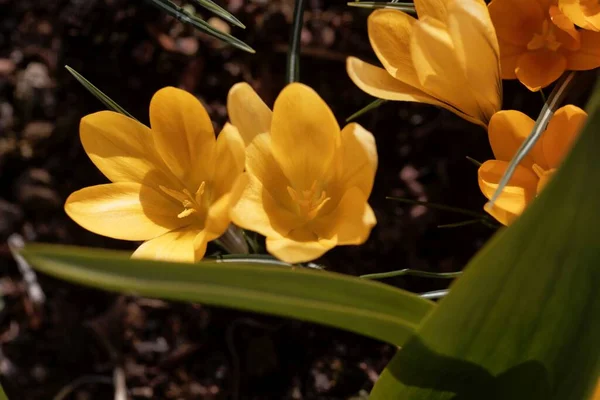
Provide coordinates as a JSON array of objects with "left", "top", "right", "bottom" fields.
[{"left": 65, "top": 0, "right": 599, "bottom": 263}]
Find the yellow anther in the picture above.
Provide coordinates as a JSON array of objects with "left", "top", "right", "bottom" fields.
[
  {"left": 159, "top": 181, "right": 207, "bottom": 219},
  {"left": 287, "top": 181, "right": 331, "bottom": 219}
]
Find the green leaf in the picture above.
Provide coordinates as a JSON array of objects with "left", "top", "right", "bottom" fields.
[
  {"left": 346, "top": 99, "right": 387, "bottom": 122},
  {"left": 65, "top": 66, "right": 137, "bottom": 120},
  {"left": 286, "top": 0, "right": 307, "bottom": 84},
  {"left": 347, "top": 2, "right": 416, "bottom": 12},
  {"left": 144, "top": 0, "right": 255, "bottom": 53},
  {"left": 370, "top": 78, "right": 600, "bottom": 399},
  {"left": 21, "top": 244, "right": 435, "bottom": 347},
  {"left": 188, "top": 0, "right": 245, "bottom": 29},
  {"left": 0, "top": 384, "right": 7, "bottom": 400}
]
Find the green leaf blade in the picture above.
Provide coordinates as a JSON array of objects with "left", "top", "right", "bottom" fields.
[
  {"left": 371, "top": 78, "right": 600, "bottom": 399},
  {"left": 22, "top": 244, "right": 435, "bottom": 347}
]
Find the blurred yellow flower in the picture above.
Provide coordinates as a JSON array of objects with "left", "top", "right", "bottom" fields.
[
  {"left": 559, "top": 0, "right": 600, "bottom": 31},
  {"left": 489, "top": 0, "right": 600, "bottom": 91},
  {"left": 227, "top": 83, "right": 377, "bottom": 263},
  {"left": 346, "top": 0, "right": 501, "bottom": 127},
  {"left": 478, "top": 105, "right": 586, "bottom": 225},
  {"left": 65, "top": 87, "right": 247, "bottom": 263}
]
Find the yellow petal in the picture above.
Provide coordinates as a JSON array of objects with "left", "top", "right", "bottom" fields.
[
  {"left": 346, "top": 57, "right": 484, "bottom": 127},
  {"left": 478, "top": 160, "right": 538, "bottom": 215},
  {"left": 566, "top": 30, "right": 600, "bottom": 70},
  {"left": 559, "top": 0, "right": 597, "bottom": 30},
  {"left": 205, "top": 173, "right": 249, "bottom": 238},
  {"left": 486, "top": 203, "right": 518, "bottom": 226},
  {"left": 542, "top": 105, "right": 587, "bottom": 168},
  {"left": 65, "top": 182, "right": 185, "bottom": 241},
  {"left": 266, "top": 230, "right": 336, "bottom": 263},
  {"left": 132, "top": 228, "right": 204, "bottom": 263},
  {"left": 231, "top": 175, "right": 302, "bottom": 238},
  {"left": 410, "top": 17, "right": 482, "bottom": 122},
  {"left": 447, "top": 0, "right": 502, "bottom": 121},
  {"left": 515, "top": 49, "right": 567, "bottom": 91},
  {"left": 312, "top": 187, "right": 376, "bottom": 245},
  {"left": 368, "top": 10, "right": 421, "bottom": 87},
  {"left": 550, "top": 6, "right": 582, "bottom": 50},
  {"left": 488, "top": 110, "right": 543, "bottom": 168},
  {"left": 337, "top": 123, "right": 378, "bottom": 197},
  {"left": 270, "top": 83, "right": 339, "bottom": 190},
  {"left": 80, "top": 111, "right": 177, "bottom": 188},
  {"left": 498, "top": 41, "right": 526, "bottom": 79},
  {"left": 210, "top": 123, "right": 245, "bottom": 200},
  {"left": 244, "top": 132, "right": 294, "bottom": 210},
  {"left": 149, "top": 87, "right": 216, "bottom": 188},
  {"left": 414, "top": 0, "right": 448, "bottom": 22},
  {"left": 488, "top": 0, "right": 545, "bottom": 46},
  {"left": 227, "top": 82, "right": 273, "bottom": 146}
]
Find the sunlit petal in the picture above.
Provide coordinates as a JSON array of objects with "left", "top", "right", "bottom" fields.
[
  {"left": 227, "top": 82, "right": 273, "bottom": 145},
  {"left": 270, "top": 83, "right": 339, "bottom": 190},
  {"left": 65, "top": 182, "right": 185, "bottom": 241},
  {"left": 515, "top": 49, "right": 567, "bottom": 91},
  {"left": 205, "top": 173, "right": 249, "bottom": 239},
  {"left": 132, "top": 228, "right": 203, "bottom": 263},
  {"left": 478, "top": 160, "right": 539, "bottom": 215},
  {"left": 150, "top": 87, "right": 216, "bottom": 188},
  {"left": 413, "top": 0, "right": 448, "bottom": 22},
  {"left": 488, "top": 110, "right": 542, "bottom": 168},
  {"left": 337, "top": 123, "right": 377, "bottom": 197},
  {"left": 210, "top": 123, "right": 245, "bottom": 200},
  {"left": 542, "top": 105, "right": 587, "bottom": 168},
  {"left": 566, "top": 30, "right": 600, "bottom": 70},
  {"left": 266, "top": 230, "right": 336, "bottom": 264}
]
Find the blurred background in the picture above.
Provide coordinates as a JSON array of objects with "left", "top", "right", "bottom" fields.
[{"left": 0, "top": 0, "right": 548, "bottom": 398}]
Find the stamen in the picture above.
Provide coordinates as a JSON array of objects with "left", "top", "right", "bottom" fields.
[
  {"left": 159, "top": 181, "right": 207, "bottom": 219},
  {"left": 287, "top": 181, "right": 331, "bottom": 219}
]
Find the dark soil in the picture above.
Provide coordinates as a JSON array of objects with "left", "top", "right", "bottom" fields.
[{"left": 0, "top": 0, "right": 571, "bottom": 399}]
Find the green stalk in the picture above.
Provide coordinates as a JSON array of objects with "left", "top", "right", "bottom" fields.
[{"left": 286, "top": 0, "right": 306, "bottom": 83}]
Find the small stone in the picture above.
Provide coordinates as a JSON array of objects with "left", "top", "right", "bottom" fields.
[
  {"left": 0, "top": 59, "right": 15, "bottom": 76},
  {"left": 208, "top": 17, "right": 231, "bottom": 35},
  {"left": 175, "top": 37, "right": 199, "bottom": 55},
  {"left": 22, "top": 121, "right": 54, "bottom": 141}
]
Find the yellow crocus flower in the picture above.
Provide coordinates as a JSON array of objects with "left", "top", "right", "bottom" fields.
[
  {"left": 489, "top": 0, "right": 600, "bottom": 91},
  {"left": 65, "top": 87, "right": 247, "bottom": 262},
  {"left": 227, "top": 83, "right": 377, "bottom": 263},
  {"left": 478, "top": 105, "right": 586, "bottom": 225},
  {"left": 560, "top": 0, "right": 600, "bottom": 31},
  {"left": 347, "top": 0, "right": 501, "bottom": 127}
]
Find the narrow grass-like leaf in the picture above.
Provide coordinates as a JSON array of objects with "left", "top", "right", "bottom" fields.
[
  {"left": 486, "top": 72, "right": 576, "bottom": 209},
  {"left": 188, "top": 0, "right": 245, "bottom": 28},
  {"left": 346, "top": 98, "right": 387, "bottom": 122},
  {"left": 347, "top": 2, "right": 416, "bottom": 12},
  {"left": 144, "top": 0, "right": 255, "bottom": 53},
  {"left": 65, "top": 66, "right": 136, "bottom": 120},
  {"left": 361, "top": 269, "right": 461, "bottom": 280},
  {"left": 22, "top": 244, "right": 435, "bottom": 347},
  {"left": 370, "top": 77, "right": 600, "bottom": 400},
  {"left": 286, "top": 0, "right": 306, "bottom": 83}
]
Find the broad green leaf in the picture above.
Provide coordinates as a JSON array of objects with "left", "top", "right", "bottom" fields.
[
  {"left": 370, "top": 78, "right": 600, "bottom": 399},
  {"left": 65, "top": 66, "right": 137, "bottom": 120},
  {"left": 144, "top": 0, "right": 254, "bottom": 53},
  {"left": 22, "top": 244, "right": 434, "bottom": 347}
]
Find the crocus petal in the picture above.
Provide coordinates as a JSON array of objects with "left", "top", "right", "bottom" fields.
[
  {"left": 488, "top": 0, "right": 545, "bottom": 46},
  {"left": 542, "top": 105, "right": 587, "bottom": 168},
  {"left": 244, "top": 132, "right": 295, "bottom": 210},
  {"left": 132, "top": 228, "right": 204, "bottom": 263},
  {"left": 414, "top": 0, "right": 448, "bottom": 22},
  {"left": 566, "top": 30, "right": 600, "bottom": 70},
  {"left": 210, "top": 123, "right": 245, "bottom": 200},
  {"left": 270, "top": 83, "right": 339, "bottom": 190},
  {"left": 205, "top": 173, "right": 249, "bottom": 239},
  {"left": 486, "top": 204, "right": 519, "bottom": 226},
  {"left": 559, "top": 0, "right": 597, "bottom": 30},
  {"left": 231, "top": 175, "right": 302, "bottom": 239},
  {"left": 227, "top": 82, "right": 273, "bottom": 146},
  {"left": 65, "top": 182, "right": 185, "bottom": 241},
  {"left": 488, "top": 110, "right": 544, "bottom": 168},
  {"left": 411, "top": 17, "right": 481, "bottom": 121},
  {"left": 266, "top": 230, "right": 336, "bottom": 264},
  {"left": 80, "top": 111, "right": 178, "bottom": 188},
  {"left": 346, "top": 57, "right": 485, "bottom": 126},
  {"left": 149, "top": 87, "right": 216, "bottom": 188},
  {"left": 550, "top": 6, "right": 581, "bottom": 49},
  {"left": 515, "top": 49, "right": 567, "bottom": 91},
  {"left": 447, "top": 0, "right": 502, "bottom": 121},
  {"left": 367, "top": 10, "right": 421, "bottom": 88},
  {"left": 312, "top": 187, "right": 376, "bottom": 245},
  {"left": 337, "top": 123, "right": 377, "bottom": 198},
  {"left": 478, "top": 160, "right": 538, "bottom": 215},
  {"left": 498, "top": 41, "right": 526, "bottom": 79}
]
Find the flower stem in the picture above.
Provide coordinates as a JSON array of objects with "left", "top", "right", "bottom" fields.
[
  {"left": 217, "top": 225, "right": 249, "bottom": 255},
  {"left": 286, "top": 0, "right": 306, "bottom": 83}
]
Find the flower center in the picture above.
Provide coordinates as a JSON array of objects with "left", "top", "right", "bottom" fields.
[
  {"left": 532, "top": 164, "right": 556, "bottom": 194},
  {"left": 527, "top": 20, "right": 562, "bottom": 51},
  {"left": 287, "top": 181, "right": 330, "bottom": 219},
  {"left": 160, "top": 181, "right": 206, "bottom": 219}
]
